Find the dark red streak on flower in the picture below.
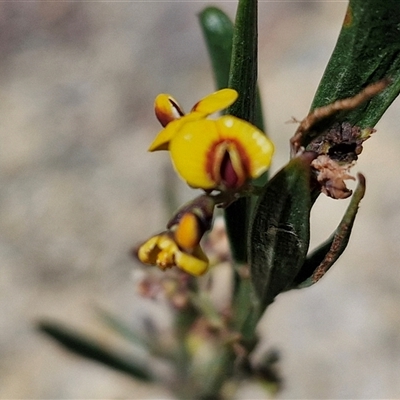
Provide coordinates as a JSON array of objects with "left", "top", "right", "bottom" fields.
[
  {"left": 206, "top": 139, "right": 250, "bottom": 190},
  {"left": 220, "top": 152, "right": 238, "bottom": 189}
]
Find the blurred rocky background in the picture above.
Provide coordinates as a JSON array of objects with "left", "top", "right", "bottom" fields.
[{"left": 1, "top": 1, "right": 400, "bottom": 398}]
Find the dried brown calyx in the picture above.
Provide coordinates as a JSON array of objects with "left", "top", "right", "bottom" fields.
[
  {"left": 308, "top": 122, "right": 374, "bottom": 199},
  {"left": 311, "top": 154, "right": 355, "bottom": 199},
  {"left": 290, "top": 79, "right": 389, "bottom": 199},
  {"left": 307, "top": 121, "right": 374, "bottom": 164}
]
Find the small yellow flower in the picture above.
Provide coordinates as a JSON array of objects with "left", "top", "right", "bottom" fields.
[
  {"left": 169, "top": 116, "right": 274, "bottom": 190},
  {"left": 149, "top": 89, "right": 274, "bottom": 191},
  {"left": 138, "top": 195, "right": 216, "bottom": 276},
  {"left": 149, "top": 88, "right": 238, "bottom": 151},
  {"left": 138, "top": 233, "right": 209, "bottom": 276}
]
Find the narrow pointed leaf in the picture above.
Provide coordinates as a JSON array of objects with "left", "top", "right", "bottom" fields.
[
  {"left": 227, "top": 0, "right": 258, "bottom": 124},
  {"left": 249, "top": 153, "right": 315, "bottom": 309},
  {"left": 198, "top": 7, "right": 233, "bottom": 90},
  {"left": 199, "top": 6, "right": 265, "bottom": 132},
  {"left": 291, "top": 173, "right": 366, "bottom": 288},
  {"left": 37, "top": 320, "right": 154, "bottom": 382},
  {"left": 199, "top": 5, "right": 268, "bottom": 263},
  {"left": 301, "top": 0, "right": 400, "bottom": 149},
  {"left": 225, "top": 0, "right": 258, "bottom": 263}
]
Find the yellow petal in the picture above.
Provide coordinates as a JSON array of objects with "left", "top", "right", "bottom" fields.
[
  {"left": 138, "top": 235, "right": 160, "bottom": 264},
  {"left": 138, "top": 232, "right": 209, "bottom": 275},
  {"left": 191, "top": 88, "right": 238, "bottom": 115},
  {"left": 154, "top": 94, "right": 184, "bottom": 127},
  {"left": 156, "top": 248, "right": 176, "bottom": 269},
  {"left": 148, "top": 112, "right": 205, "bottom": 152},
  {"left": 148, "top": 121, "right": 180, "bottom": 152},
  {"left": 216, "top": 116, "right": 274, "bottom": 178},
  {"left": 169, "top": 119, "right": 220, "bottom": 189},
  {"left": 169, "top": 116, "right": 274, "bottom": 189},
  {"left": 174, "top": 212, "right": 202, "bottom": 250},
  {"left": 175, "top": 246, "right": 209, "bottom": 276},
  {"left": 138, "top": 234, "right": 179, "bottom": 270}
]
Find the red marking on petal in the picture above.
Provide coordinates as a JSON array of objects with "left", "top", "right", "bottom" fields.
[
  {"left": 155, "top": 98, "right": 185, "bottom": 127},
  {"left": 169, "top": 99, "right": 185, "bottom": 117},
  {"left": 206, "top": 139, "right": 250, "bottom": 190},
  {"left": 220, "top": 151, "right": 239, "bottom": 189},
  {"left": 155, "top": 110, "right": 175, "bottom": 127}
]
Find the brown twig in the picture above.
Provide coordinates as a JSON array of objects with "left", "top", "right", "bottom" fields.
[{"left": 290, "top": 78, "right": 390, "bottom": 157}]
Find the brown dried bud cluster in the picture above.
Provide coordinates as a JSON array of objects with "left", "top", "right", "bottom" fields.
[
  {"left": 136, "top": 270, "right": 192, "bottom": 310},
  {"left": 307, "top": 122, "right": 374, "bottom": 164},
  {"left": 311, "top": 155, "right": 355, "bottom": 199},
  {"left": 308, "top": 122, "right": 374, "bottom": 199},
  {"left": 290, "top": 79, "right": 389, "bottom": 199}
]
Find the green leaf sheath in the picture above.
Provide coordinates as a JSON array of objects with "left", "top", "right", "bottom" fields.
[
  {"left": 249, "top": 152, "right": 316, "bottom": 310},
  {"left": 311, "top": 0, "right": 400, "bottom": 130},
  {"left": 37, "top": 320, "right": 153, "bottom": 382},
  {"left": 292, "top": 173, "right": 366, "bottom": 289}
]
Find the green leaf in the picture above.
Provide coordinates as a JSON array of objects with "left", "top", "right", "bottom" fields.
[
  {"left": 291, "top": 173, "right": 366, "bottom": 288},
  {"left": 249, "top": 153, "right": 315, "bottom": 309},
  {"left": 302, "top": 0, "right": 400, "bottom": 148},
  {"left": 37, "top": 320, "right": 154, "bottom": 382},
  {"left": 199, "top": 4, "right": 264, "bottom": 263},
  {"left": 227, "top": 0, "right": 258, "bottom": 125},
  {"left": 227, "top": 0, "right": 258, "bottom": 263},
  {"left": 199, "top": 6, "right": 265, "bottom": 132},
  {"left": 199, "top": 7, "right": 234, "bottom": 90}
]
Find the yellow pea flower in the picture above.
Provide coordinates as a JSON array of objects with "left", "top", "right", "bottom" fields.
[
  {"left": 169, "top": 115, "right": 274, "bottom": 191},
  {"left": 138, "top": 233, "right": 209, "bottom": 276},
  {"left": 138, "top": 195, "right": 216, "bottom": 276},
  {"left": 149, "top": 88, "right": 238, "bottom": 151}
]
